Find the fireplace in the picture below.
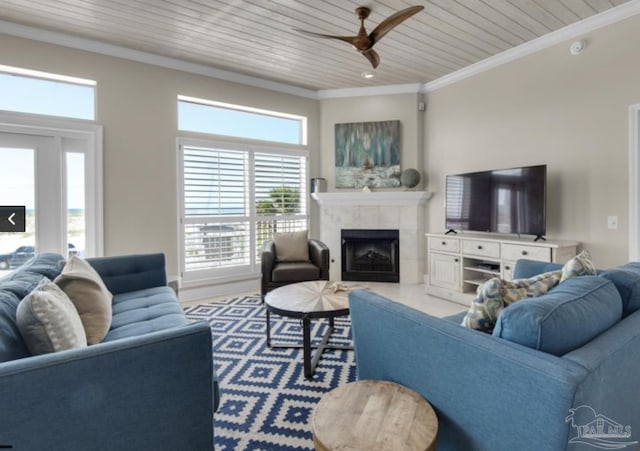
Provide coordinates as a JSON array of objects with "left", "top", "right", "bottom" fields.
[{"left": 341, "top": 229, "right": 400, "bottom": 283}]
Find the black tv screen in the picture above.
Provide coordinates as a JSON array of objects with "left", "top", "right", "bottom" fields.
[{"left": 445, "top": 165, "right": 547, "bottom": 238}]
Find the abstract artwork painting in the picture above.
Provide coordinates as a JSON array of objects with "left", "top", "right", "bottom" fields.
[{"left": 335, "top": 120, "right": 401, "bottom": 188}]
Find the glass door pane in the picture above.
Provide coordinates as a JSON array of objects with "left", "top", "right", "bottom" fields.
[
  {"left": 66, "top": 152, "right": 85, "bottom": 258},
  {"left": 0, "top": 146, "right": 35, "bottom": 274}
]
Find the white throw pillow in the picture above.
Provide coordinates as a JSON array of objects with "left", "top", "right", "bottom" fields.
[
  {"left": 273, "top": 230, "right": 310, "bottom": 262},
  {"left": 17, "top": 278, "right": 87, "bottom": 355}
]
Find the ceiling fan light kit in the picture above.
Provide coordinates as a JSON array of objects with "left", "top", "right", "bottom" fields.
[{"left": 293, "top": 5, "right": 424, "bottom": 69}]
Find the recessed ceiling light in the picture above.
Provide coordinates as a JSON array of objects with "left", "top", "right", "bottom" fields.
[{"left": 361, "top": 71, "right": 375, "bottom": 79}]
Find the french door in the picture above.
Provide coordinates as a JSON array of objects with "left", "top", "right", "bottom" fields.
[{"left": 0, "top": 128, "right": 98, "bottom": 271}]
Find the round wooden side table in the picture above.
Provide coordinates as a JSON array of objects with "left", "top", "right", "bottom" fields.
[{"left": 311, "top": 380, "right": 438, "bottom": 451}]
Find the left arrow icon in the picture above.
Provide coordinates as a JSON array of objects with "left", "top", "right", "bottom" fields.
[{"left": 0, "top": 206, "right": 26, "bottom": 232}]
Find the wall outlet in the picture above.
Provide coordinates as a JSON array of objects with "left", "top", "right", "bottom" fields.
[{"left": 607, "top": 216, "right": 618, "bottom": 230}]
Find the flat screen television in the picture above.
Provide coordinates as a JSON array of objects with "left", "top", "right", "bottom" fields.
[{"left": 445, "top": 164, "right": 547, "bottom": 240}]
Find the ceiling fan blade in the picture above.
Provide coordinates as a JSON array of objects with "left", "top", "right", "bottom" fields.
[
  {"left": 292, "top": 28, "right": 359, "bottom": 47},
  {"left": 369, "top": 5, "right": 424, "bottom": 45},
  {"left": 362, "top": 48, "right": 380, "bottom": 69}
]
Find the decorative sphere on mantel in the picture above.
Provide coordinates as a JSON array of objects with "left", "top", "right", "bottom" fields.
[{"left": 400, "top": 168, "right": 421, "bottom": 189}]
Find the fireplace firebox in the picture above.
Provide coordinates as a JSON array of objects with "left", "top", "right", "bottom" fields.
[{"left": 341, "top": 229, "right": 399, "bottom": 283}]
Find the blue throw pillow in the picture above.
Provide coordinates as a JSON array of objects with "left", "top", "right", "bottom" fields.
[
  {"left": 0, "top": 290, "right": 31, "bottom": 362},
  {"left": 493, "top": 276, "right": 622, "bottom": 356},
  {"left": 600, "top": 262, "right": 640, "bottom": 317}
]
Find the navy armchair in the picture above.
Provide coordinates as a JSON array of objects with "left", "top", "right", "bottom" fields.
[{"left": 261, "top": 238, "right": 329, "bottom": 296}]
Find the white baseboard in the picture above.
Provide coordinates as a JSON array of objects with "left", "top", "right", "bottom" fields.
[{"left": 178, "top": 278, "right": 260, "bottom": 304}]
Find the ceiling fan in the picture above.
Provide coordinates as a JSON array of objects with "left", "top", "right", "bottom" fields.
[{"left": 293, "top": 5, "right": 424, "bottom": 69}]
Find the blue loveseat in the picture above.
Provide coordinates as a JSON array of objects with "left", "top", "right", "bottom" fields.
[
  {"left": 0, "top": 253, "right": 217, "bottom": 450},
  {"left": 349, "top": 259, "right": 640, "bottom": 451}
]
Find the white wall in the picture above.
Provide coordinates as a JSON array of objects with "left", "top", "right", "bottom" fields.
[
  {"left": 424, "top": 14, "right": 640, "bottom": 268},
  {"left": 0, "top": 34, "right": 320, "bottom": 278}
]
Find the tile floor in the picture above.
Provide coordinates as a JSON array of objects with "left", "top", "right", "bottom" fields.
[{"left": 182, "top": 282, "right": 468, "bottom": 318}]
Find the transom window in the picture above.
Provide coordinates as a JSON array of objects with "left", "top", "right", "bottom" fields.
[
  {"left": 178, "top": 95, "right": 306, "bottom": 145},
  {"left": 0, "top": 65, "right": 96, "bottom": 120}
]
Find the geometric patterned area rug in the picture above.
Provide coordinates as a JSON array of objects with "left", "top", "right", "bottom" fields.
[{"left": 184, "top": 295, "right": 356, "bottom": 450}]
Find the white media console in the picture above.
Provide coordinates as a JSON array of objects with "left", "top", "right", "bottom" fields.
[{"left": 425, "top": 232, "right": 579, "bottom": 306}]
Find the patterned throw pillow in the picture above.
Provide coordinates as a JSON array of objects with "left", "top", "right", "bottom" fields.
[
  {"left": 462, "top": 270, "right": 562, "bottom": 332},
  {"left": 16, "top": 278, "right": 87, "bottom": 355},
  {"left": 560, "top": 250, "right": 596, "bottom": 282}
]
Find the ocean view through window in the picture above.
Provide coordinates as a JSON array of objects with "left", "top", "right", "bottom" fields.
[
  {"left": 0, "top": 132, "right": 99, "bottom": 277},
  {"left": 0, "top": 65, "right": 100, "bottom": 275}
]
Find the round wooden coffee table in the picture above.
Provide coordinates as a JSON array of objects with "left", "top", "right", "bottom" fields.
[
  {"left": 264, "top": 280, "right": 354, "bottom": 378},
  {"left": 311, "top": 380, "right": 438, "bottom": 451}
]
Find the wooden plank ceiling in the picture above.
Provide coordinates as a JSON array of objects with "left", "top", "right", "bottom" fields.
[{"left": 0, "top": 0, "right": 631, "bottom": 90}]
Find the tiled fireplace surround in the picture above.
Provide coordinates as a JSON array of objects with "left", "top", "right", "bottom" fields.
[{"left": 312, "top": 191, "right": 432, "bottom": 284}]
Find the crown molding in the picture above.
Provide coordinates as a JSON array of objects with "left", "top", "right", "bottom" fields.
[
  {"left": 423, "top": 0, "right": 640, "bottom": 92},
  {"left": 0, "top": 20, "right": 318, "bottom": 100},
  {"left": 317, "top": 83, "right": 423, "bottom": 99}
]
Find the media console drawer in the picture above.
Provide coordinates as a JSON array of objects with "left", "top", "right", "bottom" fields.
[
  {"left": 462, "top": 240, "right": 500, "bottom": 259},
  {"left": 429, "top": 237, "right": 459, "bottom": 252},
  {"left": 502, "top": 244, "right": 551, "bottom": 262}
]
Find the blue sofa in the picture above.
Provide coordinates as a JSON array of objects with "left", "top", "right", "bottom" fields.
[
  {"left": 0, "top": 253, "right": 217, "bottom": 450},
  {"left": 349, "top": 260, "right": 640, "bottom": 451}
]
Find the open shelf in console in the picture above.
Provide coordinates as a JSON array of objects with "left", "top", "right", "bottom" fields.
[{"left": 462, "top": 258, "right": 500, "bottom": 291}]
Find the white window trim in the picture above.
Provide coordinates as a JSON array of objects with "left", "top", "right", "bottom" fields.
[
  {"left": 0, "top": 110, "right": 104, "bottom": 257},
  {"left": 177, "top": 136, "right": 309, "bottom": 289}
]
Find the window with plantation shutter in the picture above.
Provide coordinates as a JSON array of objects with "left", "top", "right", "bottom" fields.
[
  {"left": 255, "top": 152, "right": 308, "bottom": 260},
  {"left": 181, "top": 145, "right": 251, "bottom": 276},
  {"left": 178, "top": 139, "right": 308, "bottom": 284},
  {"left": 178, "top": 97, "right": 308, "bottom": 287}
]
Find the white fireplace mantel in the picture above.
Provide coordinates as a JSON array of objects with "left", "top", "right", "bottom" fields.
[
  {"left": 314, "top": 190, "right": 432, "bottom": 284},
  {"left": 311, "top": 191, "right": 433, "bottom": 207}
]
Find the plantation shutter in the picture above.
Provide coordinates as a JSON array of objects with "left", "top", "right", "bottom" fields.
[
  {"left": 180, "top": 141, "right": 309, "bottom": 283},
  {"left": 181, "top": 145, "right": 251, "bottom": 274},
  {"left": 254, "top": 153, "right": 308, "bottom": 259}
]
